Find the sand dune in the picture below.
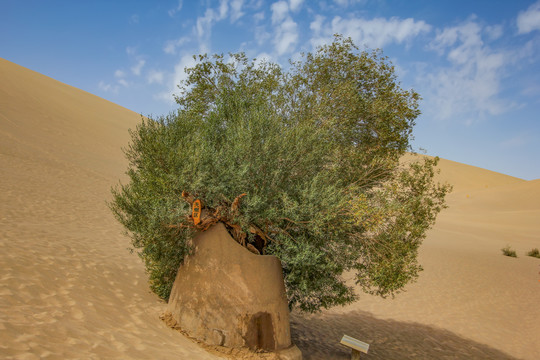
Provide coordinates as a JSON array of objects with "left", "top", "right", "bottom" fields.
[
  {"left": 428, "top": 156, "right": 524, "bottom": 194},
  {"left": 1, "top": 58, "right": 539, "bottom": 359},
  {"left": 293, "top": 158, "right": 540, "bottom": 359},
  {"left": 0, "top": 58, "right": 223, "bottom": 359}
]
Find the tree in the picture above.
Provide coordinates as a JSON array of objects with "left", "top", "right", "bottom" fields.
[{"left": 110, "top": 35, "right": 451, "bottom": 313}]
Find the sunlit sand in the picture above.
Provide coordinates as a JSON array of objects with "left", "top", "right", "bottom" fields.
[{"left": 1, "top": 58, "right": 538, "bottom": 359}]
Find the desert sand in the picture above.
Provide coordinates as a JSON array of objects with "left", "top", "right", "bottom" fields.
[
  {"left": 0, "top": 58, "right": 225, "bottom": 359},
  {"left": 291, "top": 158, "right": 540, "bottom": 359},
  {"left": 1, "top": 58, "right": 539, "bottom": 359}
]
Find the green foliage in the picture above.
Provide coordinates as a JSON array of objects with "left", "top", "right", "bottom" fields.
[
  {"left": 501, "top": 245, "right": 517, "bottom": 257},
  {"left": 526, "top": 248, "right": 540, "bottom": 258},
  {"left": 351, "top": 156, "right": 450, "bottom": 297},
  {"left": 110, "top": 35, "right": 450, "bottom": 312}
]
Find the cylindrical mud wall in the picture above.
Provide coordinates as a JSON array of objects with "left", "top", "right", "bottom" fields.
[{"left": 166, "top": 222, "right": 292, "bottom": 350}]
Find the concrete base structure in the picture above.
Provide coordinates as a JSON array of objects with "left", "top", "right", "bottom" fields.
[{"left": 167, "top": 223, "right": 301, "bottom": 359}]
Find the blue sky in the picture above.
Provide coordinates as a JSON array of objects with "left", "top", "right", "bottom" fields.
[{"left": 2, "top": 0, "right": 540, "bottom": 180}]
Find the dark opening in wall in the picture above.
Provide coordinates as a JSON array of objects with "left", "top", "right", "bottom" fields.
[{"left": 244, "top": 312, "right": 275, "bottom": 351}]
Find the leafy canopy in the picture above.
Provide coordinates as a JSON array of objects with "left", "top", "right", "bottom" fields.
[{"left": 110, "top": 35, "right": 450, "bottom": 313}]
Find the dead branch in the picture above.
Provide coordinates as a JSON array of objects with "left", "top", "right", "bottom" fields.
[
  {"left": 171, "top": 191, "right": 283, "bottom": 253},
  {"left": 231, "top": 193, "right": 247, "bottom": 216}
]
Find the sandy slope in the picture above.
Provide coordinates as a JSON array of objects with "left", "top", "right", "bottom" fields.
[
  {"left": 1, "top": 58, "right": 539, "bottom": 359},
  {"left": 292, "top": 156, "right": 540, "bottom": 359},
  {"left": 0, "top": 58, "right": 223, "bottom": 359}
]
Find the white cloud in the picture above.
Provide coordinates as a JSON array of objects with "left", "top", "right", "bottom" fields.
[
  {"left": 485, "top": 24, "right": 504, "bottom": 40},
  {"left": 172, "top": 54, "right": 197, "bottom": 97},
  {"left": 289, "top": 0, "right": 303, "bottom": 12},
  {"left": 168, "top": 0, "right": 183, "bottom": 17},
  {"left": 251, "top": 10, "right": 268, "bottom": 46},
  {"left": 269, "top": 1, "right": 298, "bottom": 55},
  {"left": 255, "top": 25, "right": 272, "bottom": 45},
  {"left": 310, "top": 16, "right": 431, "bottom": 49},
  {"left": 253, "top": 11, "right": 265, "bottom": 22},
  {"left": 250, "top": 0, "right": 264, "bottom": 9},
  {"left": 164, "top": 42, "right": 177, "bottom": 55},
  {"left": 157, "top": 54, "right": 198, "bottom": 104},
  {"left": 218, "top": 0, "right": 229, "bottom": 20},
  {"left": 274, "top": 17, "right": 298, "bottom": 55},
  {"left": 433, "top": 21, "right": 483, "bottom": 64},
  {"left": 271, "top": 1, "right": 289, "bottom": 24},
  {"left": 196, "top": 9, "right": 214, "bottom": 39},
  {"left": 310, "top": 15, "right": 325, "bottom": 34},
  {"left": 147, "top": 70, "right": 164, "bottom": 84},
  {"left": 99, "top": 68, "right": 132, "bottom": 94},
  {"left": 231, "top": 0, "right": 245, "bottom": 22},
  {"left": 423, "top": 19, "right": 510, "bottom": 122},
  {"left": 431, "top": 26, "right": 459, "bottom": 51},
  {"left": 517, "top": 1, "right": 540, "bottom": 34},
  {"left": 164, "top": 36, "right": 190, "bottom": 54},
  {"left": 169, "top": 0, "right": 249, "bottom": 53},
  {"left": 131, "top": 59, "right": 146, "bottom": 76},
  {"left": 254, "top": 51, "right": 275, "bottom": 65},
  {"left": 333, "top": 0, "right": 365, "bottom": 7},
  {"left": 195, "top": 1, "right": 230, "bottom": 51},
  {"left": 98, "top": 81, "right": 118, "bottom": 93}
]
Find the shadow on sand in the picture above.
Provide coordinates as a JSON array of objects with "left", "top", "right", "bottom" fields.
[{"left": 290, "top": 310, "right": 517, "bottom": 360}]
